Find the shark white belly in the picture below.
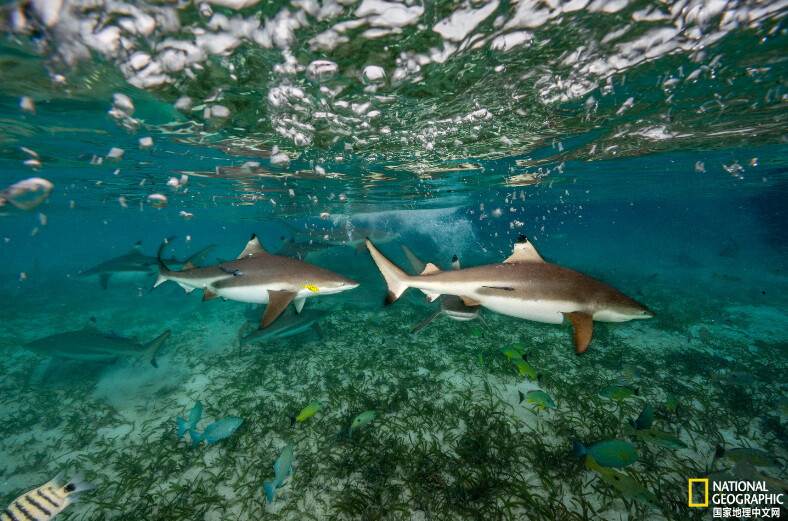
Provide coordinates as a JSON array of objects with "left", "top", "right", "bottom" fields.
[{"left": 476, "top": 295, "right": 570, "bottom": 324}]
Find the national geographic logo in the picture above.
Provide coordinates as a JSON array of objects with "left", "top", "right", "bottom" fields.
[{"left": 689, "top": 479, "right": 784, "bottom": 519}]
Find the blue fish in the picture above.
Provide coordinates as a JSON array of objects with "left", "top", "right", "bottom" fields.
[
  {"left": 630, "top": 404, "right": 654, "bottom": 431},
  {"left": 176, "top": 401, "right": 203, "bottom": 439},
  {"left": 263, "top": 444, "right": 294, "bottom": 503},
  {"left": 189, "top": 417, "right": 243, "bottom": 447},
  {"left": 572, "top": 440, "right": 639, "bottom": 468}
]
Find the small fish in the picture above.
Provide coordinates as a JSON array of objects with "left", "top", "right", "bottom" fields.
[
  {"left": 621, "top": 363, "right": 642, "bottom": 380},
  {"left": 520, "top": 390, "right": 555, "bottom": 410},
  {"left": 500, "top": 346, "right": 523, "bottom": 360},
  {"left": 471, "top": 327, "right": 483, "bottom": 338},
  {"left": 599, "top": 386, "right": 639, "bottom": 400},
  {"left": 512, "top": 357, "right": 538, "bottom": 380},
  {"left": 263, "top": 443, "right": 294, "bottom": 503},
  {"left": 710, "top": 371, "right": 756, "bottom": 385},
  {"left": 573, "top": 440, "right": 639, "bottom": 468},
  {"left": 2, "top": 473, "right": 93, "bottom": 521},
  {"left": 585, "top": 455, "right": 660, "bottom": 509},
  {"left": 302, "top": 284, "right": 319, "bottom": 292},
  {"left": 176, "top": 401, "right": 203, "bottom": 439},
  {"left": 626, "top": 428, "right": 687, "bottom": 449},
  {"left": 189, "top": 417, "right": 243, "bottom": 447},
  {"left": 665, "top": 392, "right": 678, "bottom": 413},
  {"left": 477, "top": 353, "right": 483, "bottom": 366},
  {"left": 715, "top": 445, "right": 782, "bottom": 468},
  {"left": 630, "top": 404, "right": 654, "bottom": 430},
  {"left": 291, "top": 401, "right": 323, "bottom": 426},
  {"left": 349, "top": 410, "right": 377, "bottom": 438}
]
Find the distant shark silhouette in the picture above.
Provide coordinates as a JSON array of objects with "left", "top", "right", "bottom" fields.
[
  {"left": 367, "top": 235, "right": 653, "bottom": 354},
  {"left": 78, "top": 239, "right": 214, "bottom": 289}
]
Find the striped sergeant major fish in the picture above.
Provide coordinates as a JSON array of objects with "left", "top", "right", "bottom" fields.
[{"left": 2, "top": 473, "right": 92, "bottom": 521}]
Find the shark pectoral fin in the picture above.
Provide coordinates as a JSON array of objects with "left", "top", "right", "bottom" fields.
[
  {"left": 564, "top": 312, "right": 594, "bottom": 355},
  {"left": 460, "top": 296, "right": 482, "bottom": 306},
  {"left": 261, "top": 291, "right": 297, "bottom": 328},
  {"left": 203, "top": 288, "right": 219, "bottom": 301},
  {"left": 504, "top": 235, "right": 545, "bottom": 263},
  {"left": 100, "top": 274, "right": 110, "bottom": 290},
  {"left": 293, "top": 298, "right": 305, "bottom": 313},
  {"left": 411, "top": 309, "right": 442, "bottom": 334},
  {"left": 238, "top": 233, "right": 267, "bottom": 259}
]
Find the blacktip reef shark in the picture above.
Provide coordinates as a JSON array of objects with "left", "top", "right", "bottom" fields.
[
  {"left": 366, "top": 235, "right": 653, "bottom": 354},
  {"left": 24, "top": 322, "right": 170, "bottom": 367},
  {"left": 154, "top": 234, "right": 359, "bottom": 329},
  {"left": 78, "top": 239, "right": 215, "bottom": 290},
  {"left": 400, "top": 245, "right": 491, "bottom": 334}
]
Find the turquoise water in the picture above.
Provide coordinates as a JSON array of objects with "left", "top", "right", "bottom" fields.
[{"left": 1, "top": 1, "right": 786, "bottom": 520}]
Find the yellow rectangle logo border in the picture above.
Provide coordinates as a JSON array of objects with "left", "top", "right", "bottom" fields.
[{"left": 688, "top": 479, "right": 709, "bottom": 507}]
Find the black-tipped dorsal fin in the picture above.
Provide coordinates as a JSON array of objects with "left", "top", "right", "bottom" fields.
[
  {"left": 421, "top": 262, "right": 441, "bottom": 275},
  {"left": 504, "top": 235, "right": 544, "bottom": 263},
  {"left": 237, "top": 234, "right": 267, "bottom": 259},
  {"left": 451, "top": 254, "right": 460, "bottom": 270},
  {"left": 130, "top": 241, "right": 142, "bottom": 252}
]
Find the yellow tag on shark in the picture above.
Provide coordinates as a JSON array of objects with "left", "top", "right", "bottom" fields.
[{"left": 302, "top": 284, "right": 319, "bottom": 292}]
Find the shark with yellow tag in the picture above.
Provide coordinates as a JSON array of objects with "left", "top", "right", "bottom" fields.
[
  {"left": 154, "top": 235, "right": 359, "bottom": 329},
  {"left": 366, "top": 235, "right": 653, "bottom": 354}
]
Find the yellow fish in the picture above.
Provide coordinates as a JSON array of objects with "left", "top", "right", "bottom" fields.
[{"left": 302, "top": 284, "right": 319, "bottom": 292}]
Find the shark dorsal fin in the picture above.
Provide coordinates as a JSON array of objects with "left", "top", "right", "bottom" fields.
[
  {"left": 504, "top": 235, "right": 544, "bottom": 263},
  {"left": 183, "top": 261, "right": 197, "bottom": 270},
  {"left": 401, "top": 245, "right": 425, "bottom": 275},
  {"left": 130, "top": 241, "right": 142, "bottom": 252},
  {"left": 237, "top": 234, "right": 268, "bottom": 259},
  {"left": 451, "top": 254, "right": 460, "bottom": 270},
  {"left": 421, "top": 262, "right": 441, "bottom": 275}
]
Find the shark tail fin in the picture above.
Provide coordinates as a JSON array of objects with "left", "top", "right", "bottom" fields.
[
  {"left": 189, "top": 428, "right": 204, "bottom": 448},
  {"left": 144, "top": 330, "right": 171, "bottom": 368},
  {"left": 365, "top": 239, "right": 411, "bottom": 305},
  {"left": 263, "top": 481, "right": 276, "bottom": 503},
  {"left": 177, "top": 417, "right": 189, "bottom": 439}
]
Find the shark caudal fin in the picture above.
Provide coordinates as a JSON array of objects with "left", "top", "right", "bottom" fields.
[
  {"left": 365, "top": 239, "right": 411, "bottom": 304},
  {"left": 144, "top": 330, "right": 171, "bottom": 368}
]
